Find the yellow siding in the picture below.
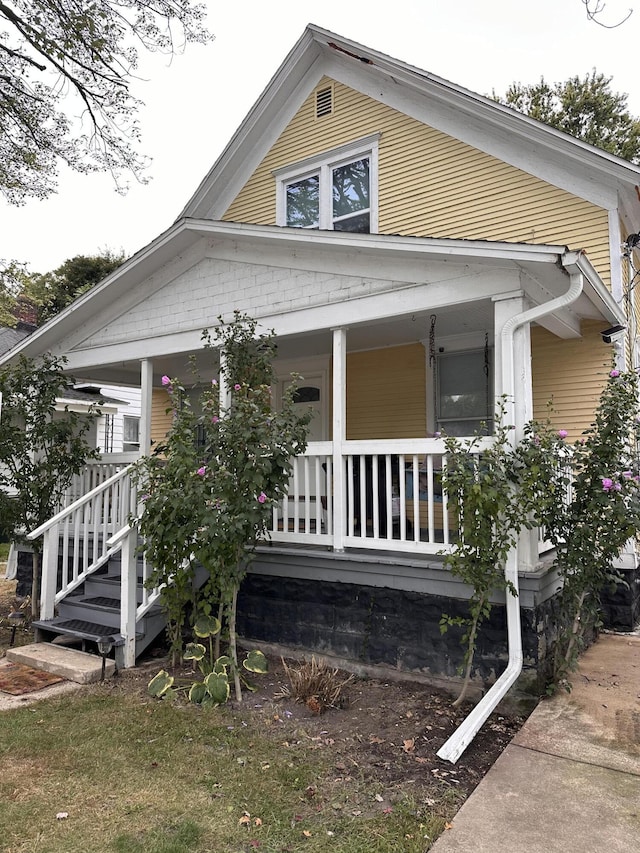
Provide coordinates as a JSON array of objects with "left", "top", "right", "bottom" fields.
[
  {"left": 223, "top": 78, "right": 611, "bottom": 286},
  {"left": 151, "top": 388, "right": 173, "bottom": 449},
  {"left": 531, "top": 321, "right": 612, "bottom": 443},
  {"left": 346, "top": 344, "right": 426, "bottom": 439}
]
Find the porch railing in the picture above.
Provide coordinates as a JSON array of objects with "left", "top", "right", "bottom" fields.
[{"left": 266, "top": 438, "right": 493, "bottom": 556}]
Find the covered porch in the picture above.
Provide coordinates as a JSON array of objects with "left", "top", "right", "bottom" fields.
[{"left": 5, "top": 222, "right": 624, "bottom": 674}]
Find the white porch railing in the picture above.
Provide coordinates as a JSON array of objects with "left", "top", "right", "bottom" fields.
[
  {"left": 28, "top": 465, "right": 138, "bottom": 619},
  {"left": 267, "top": 438, "right": 493, "bottom": 555}
]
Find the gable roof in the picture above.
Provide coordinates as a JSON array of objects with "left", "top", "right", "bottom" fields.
[{"left": 181, "top": 24, "right": 640, "bottom": 224}]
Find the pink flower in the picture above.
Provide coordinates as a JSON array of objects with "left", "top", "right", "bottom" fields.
[
  {"left": 258, "top": 492, "right": 267, "bottom": 504},
  {"left": 197, "top": 466, "right": 206, "bottom": 476},
  {"left": 610, "top": 369, "right": 620, "bottom": 378},
  {"left": 212, "top": 416, "right": 219, "bottom": 424},
  {"left": 602, "top": 477, "right": 614, "bottom": 492},
  {"left": 234, "top": 383, "right": 241, "bottom": 391},
  {"left": 614, "top": 482, "right": 622, "bottom": 491},
  {"left": 623, "top": 470, "right": 633, "bottom": 479},
  {"left": 211, "top": 379, "right": 218, "bottom": 386},
  {"left": 557, "top": 430, "right": 568, "bottom": 439},
  {"left": 161, "top": 375, "right": 171, "bottom": 386}
]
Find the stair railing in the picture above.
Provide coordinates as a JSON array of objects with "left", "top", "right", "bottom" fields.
[
  {"left": 107, "top": 523, "right": 163, "bottom": 668},
  {"left": 28, "top": 465, "right": 136, "bottom": 620}
]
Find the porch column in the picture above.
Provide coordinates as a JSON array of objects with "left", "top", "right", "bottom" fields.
[
  {"left": 493, "top": 293, "right": 538, "bottom": 572},
  {"left": 219, "top": 348, "right": 231, "bottom": 412},
  {"left": 139, "top": 358, "right": 153, "bottom": 457},
  {"left": 332, "top": 327, "right": 347, "bottom": 552}
]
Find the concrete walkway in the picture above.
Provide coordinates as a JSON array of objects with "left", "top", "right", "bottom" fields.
[{"left": 432, "top": 632, "right": 640, "bottom": 853}]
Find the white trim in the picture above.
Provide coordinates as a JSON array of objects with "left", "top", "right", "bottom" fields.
[{"left": 275, "top": 135, "right": 380, "bottom": 232}]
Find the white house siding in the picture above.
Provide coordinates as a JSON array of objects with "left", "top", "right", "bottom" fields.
[{"left": 94, "top": 385, "right": 142, "bottom": 454}]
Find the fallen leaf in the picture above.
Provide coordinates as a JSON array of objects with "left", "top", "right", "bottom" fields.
[
  {"left": 403, "top": 738, "right": 415, "bottom": 753},
  {"left": 254, "top": 817, "right": 263, "bottom": 826},
  {"left": 303, "top": 830, "right": 312, "bottom": 838},
  {"left": 56, "top": 812, "right": 68, "bottom": 821},
  {"left": 239, "top": 814, "right": 251, "bottom": 826},
  {"left": 445, "top": 822, "right": 454, "bottom": 830},
  {"left": 369, "top": 735, "right": 384, "bottom": 744},
  {"left": 374, "top": 793, "right": 384, "bottom": 802}
]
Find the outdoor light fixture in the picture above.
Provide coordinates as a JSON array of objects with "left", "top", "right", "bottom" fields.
[
  {"left": 601, "top": 324, "right": 626, "bottom": 344},
  {"left": 624, "top": 233, "right": 640, "bottom": 254},
  {"left": 7, "top": 610, "right": 25, "bottom": 647},
  {"left": 96, "top": 637, "right": 114, "bottom": 682}
]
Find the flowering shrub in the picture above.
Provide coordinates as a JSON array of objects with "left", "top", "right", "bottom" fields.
[
  {"left": 134, "top": 312, "right": 310, "bottom": 699},
  {"left": 520, "top": 366, "right": 640, "bottom": 687},
  {"left": 441, "top": 365, "right": 640, "bottom": 697}
]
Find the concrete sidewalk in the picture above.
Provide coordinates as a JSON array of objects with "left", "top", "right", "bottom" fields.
[{"left": 432, "top": 632, "right": 640, "bottom": 853}]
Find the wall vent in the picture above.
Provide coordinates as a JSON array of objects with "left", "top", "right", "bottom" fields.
[{"left": 315, "top": 85, "right": 333, "bottom": 118}]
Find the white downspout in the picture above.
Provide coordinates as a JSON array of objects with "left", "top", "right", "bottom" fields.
[{"left": 437, "top": 252, "right": 585, "bottom": 764}]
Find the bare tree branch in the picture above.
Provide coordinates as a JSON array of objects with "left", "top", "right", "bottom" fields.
[{"left": 582, "top": 0, "right": 633, "bottom": 27}]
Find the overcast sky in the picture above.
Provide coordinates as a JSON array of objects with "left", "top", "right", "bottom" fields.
[{"left": 2, "top": 0, "right": 639, "bottom": 273}]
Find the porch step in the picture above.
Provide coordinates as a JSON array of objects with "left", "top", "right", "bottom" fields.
[
  {"left": 6, "top": 642, "right": 116, "bottom": 683},
  {"left": 32, "top": 616, "right": 125, "bottom": 645}
]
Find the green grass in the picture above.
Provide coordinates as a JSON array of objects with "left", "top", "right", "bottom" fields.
[
  {"left": 0, "top": 687, "right": 458, "bottom": 853},
  {"left": 0, "top": 542, "right": 10, "bottom": 562}
]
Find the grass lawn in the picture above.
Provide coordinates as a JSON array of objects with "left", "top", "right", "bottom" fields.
[{"left": 0, "top": 678, "right": 463, "bottom": 853}]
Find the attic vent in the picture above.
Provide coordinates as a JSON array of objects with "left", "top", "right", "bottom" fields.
[{"left": 315, "top": 85, "right": 333, "bottom": 118}]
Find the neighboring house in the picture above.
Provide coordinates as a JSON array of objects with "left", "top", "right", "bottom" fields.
[
  {"left": 1, "top": 26, "right": 639, "bottom": 698},
  {"left": 0, "top": 325, "right": 141, "bottom": 584}
]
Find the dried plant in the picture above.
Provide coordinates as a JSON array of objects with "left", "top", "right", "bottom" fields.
[{"left": 278, "top": 656, "right": 355, "bottom": 714}]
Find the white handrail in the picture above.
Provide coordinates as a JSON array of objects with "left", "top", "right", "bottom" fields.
[{"left": 27, "top": 465, "right": 134, "bottom": 541}]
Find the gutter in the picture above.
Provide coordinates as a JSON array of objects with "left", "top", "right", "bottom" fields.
[{"left": 436, "top": 250, "right": 585, "bottom": 764}]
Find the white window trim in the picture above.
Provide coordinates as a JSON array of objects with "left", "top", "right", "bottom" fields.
[{"left": 274, "top": 134, "right": 380, "bottom": 233}]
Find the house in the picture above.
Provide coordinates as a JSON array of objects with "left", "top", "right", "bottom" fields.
[{"left": 1, "top": 25, "right": 638, "bottom": 710}]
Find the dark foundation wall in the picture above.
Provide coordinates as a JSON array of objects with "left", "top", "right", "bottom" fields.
[
  {"left": 236, "top": 572, "right": 557, "bottom": 698},
  {"left": 600, "top": 566, "right": 640, "bottom": 632}
]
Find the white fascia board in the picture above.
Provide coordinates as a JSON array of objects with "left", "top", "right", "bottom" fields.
[
  {"left": 0, "top": 220, "right": 203, "bottom": 367},
  {"left": 189, "top": 218, "right": 567, "bottom": 267},
  {"left": 309, "top": 26, "right": 640, "bottom": 202},
  {"left": 563, "top": 251, "right": 625, "bottom": 325},
  {"left": 54, "top": 398, "right": 119, "bottom": 414},
  {"left": 179, "top": 31, "right": 323, "bottom": 220}
]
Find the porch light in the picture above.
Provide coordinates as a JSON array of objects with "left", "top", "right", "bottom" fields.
[
  {"left": 96, "top": 637, "right": 114, "bottom": 681},
  {"left": 7, "top": 610, "right": 25, "bottom": 647}
]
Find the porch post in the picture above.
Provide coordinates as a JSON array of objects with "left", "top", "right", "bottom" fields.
[
  {"left": 493, "top": 293, "right": 537, "bottom": 571},
  {"left": 332, "top": 327, "right": 347, "bottom": 552},
  {"left": 139, "top": 358, "right": 153, "bottom": 457},
  {"left": 219, "top": 349, "right": 231, "bottom": 411}
]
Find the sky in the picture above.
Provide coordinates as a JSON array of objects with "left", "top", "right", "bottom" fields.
[{"left": 2, "top": 0, "right": 640, "bottom": 273}]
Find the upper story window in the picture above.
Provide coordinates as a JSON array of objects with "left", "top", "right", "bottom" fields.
[{"left": 275, "top": 135, "right": 379, "bottom": 234}]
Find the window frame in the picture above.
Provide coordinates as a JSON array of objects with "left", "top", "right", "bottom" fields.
[
  {"left": 274, "top": 134, "right": 380, "bottom": 233},
  {"left": 436, "top": 348, "right": 494, "bottom": 436},
  {"left": 122, "top": 415, "right": 141, "bottom": 452}
]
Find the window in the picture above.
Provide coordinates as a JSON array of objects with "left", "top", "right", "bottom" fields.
[
  {"left": 275, "top": 135, "right": 379, "bottom": 234},
  {"left": 122, "top": 416, "right": 140, "bottom": 452},
  {"left": 436, "top": 350, "right": 493, "bottom": 436}
]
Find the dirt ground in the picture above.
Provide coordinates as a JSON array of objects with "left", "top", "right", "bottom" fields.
[{"left": 0, "top": 574, "right": 526, "bottom": 801}]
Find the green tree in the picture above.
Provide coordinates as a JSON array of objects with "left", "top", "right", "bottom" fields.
[
  {"left": 494, "top": 71, "right": 640, "bottom": 162},
  {"left": 0, "top": 1, "right": 212, "bottom": 204},
  {"left": 134, "top": 313, "right": 311, "bottom": 700},
  {"left": 22, "top": 250, "right": 125, "bottom": 325},
  {"left": 0, "top": 353, "right": 100, "bottom": 616}
]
